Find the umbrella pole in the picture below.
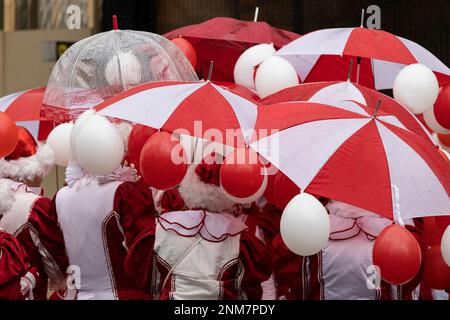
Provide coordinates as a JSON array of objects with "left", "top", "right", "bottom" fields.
[
  {"left": 254, "top": 7, "right": 259, "bottom": 22},
  {"left": 55, "top": 165, "right": 60, "bottom": 191},
  {"left": 356, "top": 56, "right": 362, "bottom": 84},
  {"left": 112, "top": 15, "right": 127, "bottom": 92},
  {"left": 347, "top": 59, "right": 354, "bottom": 81},
  {"left": 360, "top": 8, "right": 365, "bottom": 27},
  {"left": 207, "top": 61, "right": 214, "bottom": 81},
  {"left": 373, "top": 100, "right": 382, "bottom": 118}
]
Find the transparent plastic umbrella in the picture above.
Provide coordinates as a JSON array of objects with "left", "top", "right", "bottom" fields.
[{"left": 43, "top": 18, "right": 198, "bottom": 122}]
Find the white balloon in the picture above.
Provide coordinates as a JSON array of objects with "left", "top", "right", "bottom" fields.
[
  {"left": 105, "top": 51, "right": 142, "bottom": 87},
  {"left": 393, "top": 64, "right": 439, "bottom": 114},
  {"left": 70, "top": 109, "right": 96, "bottom": 159},
  {"left": 255, "top": 56, "right": 299, "bottom": 98},
  {"left": 423, "top": 107, "right": 450, "bottom": 134},
  {"left": 234, "top": 43, "right": 276, "bottom": 90},
  {"left": 280, "top": 193, "right": 330, "bottom": 256},
  {"left": 74, "top": 115, "right": 124, "bottom": 176},
  {"left": 221, "top": 168, "right": 268, "bottom": 204},
  {"left": 47, "top": 123, "right": 73, "bottom": 167},
  {"left": 441, "top": 226, "right": 450, "bottom": 267}
]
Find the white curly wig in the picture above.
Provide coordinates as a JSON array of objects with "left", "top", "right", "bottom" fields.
[
  {"left": 0, "top": 143, "right": 55, "bottom": 182},
  {"left": 0, "top": 179, "right": 14, "bottom": 217},
  {"left": 178, "top": 164, "right": 237, "bottom": 214}
]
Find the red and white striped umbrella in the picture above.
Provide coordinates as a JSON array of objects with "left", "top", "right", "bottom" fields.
[
  {"left": 277, "top": 27, "right": 450, "bottom": 89},
  {"left": 250, "top": 101, "right": 450, "bottom": 220},
  {"left": 95, "top": 81, "right": 258, "bottom": 147},
  {"left": 260, "top": 81, "right": 434, "bottom": 144},
  {"left": 0, "top": 88, "right": 53, "bottom": 141}
]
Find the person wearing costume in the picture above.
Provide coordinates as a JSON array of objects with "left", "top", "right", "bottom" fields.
[
  {"left": 0, "top": 127, "right": 69, "bottom": 299},
  {"left": 272, "top": 200, "right": 425, "bottom": 300},
  {"left": 0, "top": 229, "right": 38, "bottom": 300},
  {"left": 126, "top": 155, "right": 272, "bottom": 300}
]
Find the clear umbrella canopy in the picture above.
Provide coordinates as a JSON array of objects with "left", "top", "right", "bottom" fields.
[{"left": 43, "top": 29, "right": 198, "bottom": 122}]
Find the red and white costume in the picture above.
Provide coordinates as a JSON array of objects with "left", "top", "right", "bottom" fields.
[
  {"left": 272, "top": 200, "right": 424, "bottom": 300},
  {"left": 0, "top": 127, "right": 68, "bottom": 300},
  {"left": 0, "top": 229, "right": 38, "bottom": 300},
  {"left": 50, "top": 163, "right": 155, "bottom": 300},
  {"left": 0, "top": 180, "right": 69, "bottom": 300},
  {"left": 126, "top": 163, "right": 272, "bottom": 300}
]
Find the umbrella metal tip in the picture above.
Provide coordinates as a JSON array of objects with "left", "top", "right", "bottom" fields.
[{"left": 112, "top": 15, "right": 119, "bottom": 30}]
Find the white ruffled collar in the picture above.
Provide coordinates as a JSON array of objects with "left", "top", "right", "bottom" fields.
[
  {"left": 158, "top": 210, "right": 248, "bottom": 242},
  {"left": 326, "top": 201, "right": 392, "bottom": 240},
  {"left": 6, "top": 180, "right": 42, "bottom": 196},
  {"left": 65, "top": 162, "right": 137, "bottom": 189}
]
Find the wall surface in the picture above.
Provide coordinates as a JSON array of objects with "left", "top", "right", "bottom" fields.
[{"left": 0, "top": 28, "right": 92, "bottom": 96}]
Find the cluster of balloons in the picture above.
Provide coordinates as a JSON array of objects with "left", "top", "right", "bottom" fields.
[
  {"left": 138, "top": 133, "right": 270, "bottom": 204},
  {"left": 0, "top": 112, "right": 18, "bottom": 158},
  {"left": 47, "top": 110, "right": 125, "bottom": 176},
  {"left": 233, "top": 43, "right": 299, "bottom": 98}
]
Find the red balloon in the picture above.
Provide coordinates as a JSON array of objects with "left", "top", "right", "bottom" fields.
[
  {"left": 0, "top": 112, "right": 18, "bottom": 158},
  {"left": 220, "top": 148, "right": 265, "bottom": 199},
  {"left": 139, "top": 131, "right": 188, "bottom": 190},
  {"left": 372, "top": 224, "right": 422, "bottom": 285},
  {"left": 273, "top": 171, "right": 301, "bottom": 209},
  {"left": 434, "top": 84, "right": 450, "bottom": 129},
  {"left": 171, "top": 37, "right": 198, "bottom": 69},
  {"left": 423, "top": 246, "right": 450, "bottom": 289},
  {"left": 127, "top": 124, "right": 158, "bottom": 173},
  {"left": 438, "top": 133, "right": 450, "bottom": 147}
]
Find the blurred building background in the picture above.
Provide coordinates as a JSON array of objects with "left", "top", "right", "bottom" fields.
[
  {"left": 0, "top": 0, "right": 448, "bottom": 96},
  {"left": 103, "top": 0, "right": 449, "bottom": 66}
]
